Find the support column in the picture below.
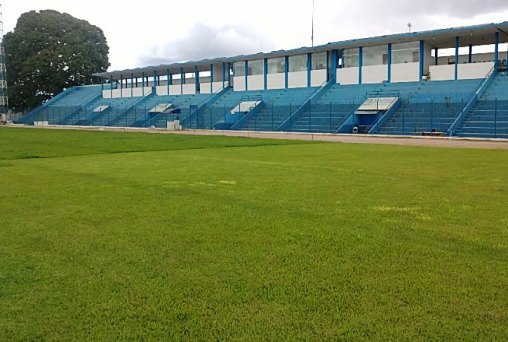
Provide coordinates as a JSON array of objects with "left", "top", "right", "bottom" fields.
[
  {"left": 435, "top": 48, "right": 439, "bottom": 66},
  {"left": 195, "top": 65, "right": 200, "bottom": 93},
  {"left": 131, "top": 73, "right": 134, "bottom": 97},
  {"left": 110, "top": 76, "right": 114, "bottom": 98},
  {"left": 141, "top": 72, "right": 145, "bottom": 96},
  {"left": 228, "top": 63, "right": 232, "bottom": 86},
  {"left": 359, "top": 47, "right": 363, "bottom": 85},
  {"left": 455, "top": 37, "right": 459, "bottom": 81},
  {"left": 326, "top": 51, "right": 330, "bottom": 82},
  {"left": 387, "top": 44, "right": 392, "bottom": 83},
  {"left": 180, "top": 67, "right": 185, "bottom": 94},
  {"left": 101, "top": 77, "right": 104, "bottom": 91},
  {"left": 420, "top": 40, "right": 425, "bottom": 81},
  {"left": 245, "top": 61, "right": 249, "bottom": 91},
  {"left": 222, "top": 62, "right": 226, "bottom": 88},
  {"left": 285, "top": 56, "right": 289, "bottom": 89},
  {"left": 468, "top": 44, "right": 473, "bottom": 64},
  {"left": 494, "top": 32, "right": 500, "bottom": 69},
  {"left": 210, "top": 64, "right": 214, "bottom": 93},
  {"left": 307, "top": 53, "right": 312, "bottom": 87},
  {"left": 331, "top": 50, "right": 338, "bottom": 83},
  {"left": 120, "top": 74, "right": 123, "bottom": 98},
  {"left": 166, "top": 68, "right": 173, "bottom": 95},
  {"left": 264, "top": 58, "right": 268, "bottom": 90},
  {"left": 153, "top": 70, "right": 158, "bottom": 88}
]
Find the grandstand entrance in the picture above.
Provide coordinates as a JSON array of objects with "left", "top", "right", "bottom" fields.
[{"left": 353, "top": 96, "right": 399, "bottom": 134}]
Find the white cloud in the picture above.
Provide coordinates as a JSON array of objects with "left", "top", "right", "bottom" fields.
[
  {"left": 2, "top": 0, "right": 507, "bottom": 71},
  {"left": 138, "top": 23, "right": 276, "bottom": 66}
]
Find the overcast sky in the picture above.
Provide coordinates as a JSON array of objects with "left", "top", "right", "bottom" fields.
[{"left": 3, "top": 0, "right": 508, "bottom": 71}]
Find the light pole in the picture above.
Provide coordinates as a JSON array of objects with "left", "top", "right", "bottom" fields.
[{"left": 311, "top": 0, "right": 315, "bottom": 47}]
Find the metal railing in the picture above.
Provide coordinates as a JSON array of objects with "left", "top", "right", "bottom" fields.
[{"left": 447, "top": 66, "right": 497, "bottom": 136}]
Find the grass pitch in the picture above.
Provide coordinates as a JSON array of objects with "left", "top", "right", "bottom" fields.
[{"left": 1, "top": 127, "right": 507, "bottom": 340}]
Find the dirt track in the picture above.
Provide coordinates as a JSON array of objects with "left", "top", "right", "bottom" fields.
[{"left": 6, "top": 124, "right": 508, "bottom": 150}]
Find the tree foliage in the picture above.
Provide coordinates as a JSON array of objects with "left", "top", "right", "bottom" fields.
[{"left": 4, "top": 10, "right": 110, "bottom": 111}]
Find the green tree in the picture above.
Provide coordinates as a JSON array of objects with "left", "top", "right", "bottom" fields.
[{"left": 4, "top": 10, "right": 110, "bottom": 111}]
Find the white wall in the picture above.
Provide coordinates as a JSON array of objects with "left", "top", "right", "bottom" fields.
[
  {"left": 169, "top": 85, "right": 182, "bottom": 95},
  {"left": 337, "top": 67, "right": 359, "bottom": 85},
  {"left": 288, "top": 71, "right": 307, "bottom": 88},
  {"left": 391, "top": 63, "right": 419, "bottom": 83},
  {"left": 111, "top": 89, "right": 122, "bottom": 98},
  {"left": 102, "top": 90, "right": 112, "bottom": 99},
  {"left": 458, "top": 62, "right": 494, "bottom": 80},
  {"left": 311, "top": 70, "right": 327, "bottom": 87},
  {"left": 156, "top": 86, "right": 169, "bottom": 96},
  {"left": 132, "top": 87, "right": 152, "bottom": 97},
  {"left": 182, "top": 84, "right": 196, "bottom": 95},
  {"left": 233, "top": 76, "right": 246, "bottom": 91},
  {"left": 200, "top": 83, "right": 212, "bottom": 94},
  {"left": 437, "top": 52, "right": 496, "bottom": 65},
  {"left": 267, "top": 73, "right": 285, "bottom": 90},
  {"left": 362, "top": 65, "right": 388, "bottom": 84},
  {"left": 248, "top": 75, "right": 264, "bottom": 91},
  {"left": 212, "top": 82, "right": 224, "bottom": 93},
  {"left": 429, "top": 65, "right": 455, "bottom": 81}
]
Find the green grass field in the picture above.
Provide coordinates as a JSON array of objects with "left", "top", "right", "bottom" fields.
[{"left": 1, "top": 127, "right": 507, "bottom": 340}]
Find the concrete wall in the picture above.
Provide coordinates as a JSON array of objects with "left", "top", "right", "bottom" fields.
[
  {"left": 429, "top": 62, "right": 493, "bottom": 81},
  {"left": 182, "top": 84, "right": 196, "bottom": 95},
  {"left": 102, "top": 90, "right": 112, "bottom": 99},
  {"left": 391, "top": 62, "right": 419, "bottom": 83},
  {"left": 337, "top": 67, "right": 359, "bottom": 85},
  {"left": 362, "top": 65, "right": 388, "bottom": 84},
  {"left": 429, "top": 65, "right": 455, "bottom": 81},
  {"left": 459, "top": 62, "right": 493, "bottom": 79},
  {"left": 267, "top": 73, "right": 285, "bottom": 90},
  {"left": 311, "top": 70, "right": 327, "bottom": 87},
  {"left": 248, "top": 75, "right": 264, "bottom": 91},
  {"left": 156, "top": 86, "right": 169, "bottom": 96},
  {"left": 169, "top": 85, "right": 182, "bottom": 95},
  {"left": 200, "top": 82, "right": 224, "bottom": 94},
  {"left": 288, "top": 71, "right": 307, "bottom": 88},
  {"left": 233, "top": 76, "right": 246, "bottom": 91}
]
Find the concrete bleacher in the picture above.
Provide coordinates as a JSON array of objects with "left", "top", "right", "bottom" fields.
[
  {"left": 141, "top": 93, "right": 211, "bottom": 128},
  {"left": 184, "top": 88, "right": 314, "bottom": 131},
  {"left": 20, "top": 85, "right": 102, "bottom": 125},
  {"left": 20, "top": 78, "right": 497, "bottom": 138},
  {"left": 375, "top": 79, "right": 481, "bottom": 135},
  {"left": 456, "top": 72, "right": 508, "bottom": 139},
  {"left": 238, "top": 88, "right": 314, "bottom": 131},
  {"left": 287, "top": 84, "right": 374, "bottom": 133}
]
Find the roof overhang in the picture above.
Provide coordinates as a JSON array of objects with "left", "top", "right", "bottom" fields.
[{"left": 96, "top": 21, "right": 508, "bottom": 79}]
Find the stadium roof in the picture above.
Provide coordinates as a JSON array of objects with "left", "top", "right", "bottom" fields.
[{"left": 95, "top": 21, "right": 508, "bottom": 79}]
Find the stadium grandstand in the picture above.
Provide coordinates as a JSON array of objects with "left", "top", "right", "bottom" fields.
[{"left": 18, "top": 22, "right": 508, "bottom": 138}]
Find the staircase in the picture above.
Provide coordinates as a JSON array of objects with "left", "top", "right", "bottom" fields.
[
  {"left": 378, "top": 102, "right": 463, "bottom": 136},
  {"left": 456, "top": 72, "right": 508, "bottom": 139}
]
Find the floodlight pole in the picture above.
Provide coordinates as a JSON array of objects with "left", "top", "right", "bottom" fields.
[{"left": 311, "top": 0, "right": 315, "bottom": 47}]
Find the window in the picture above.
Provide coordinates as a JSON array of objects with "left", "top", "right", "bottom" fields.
[
  {"left": 392, "top": 42, "right": 420, "bottom": 64},
  {"left": 343, "top": 48, "right": 359, "bottom": 68},
  {"left": 312, "top": 52, "right": 327, "bottom": 70},
  {"left": 289, "top": 55, "right": 307, "bottom": 72},
  {"left": 248, "top": 60, "right": 264, "bottom": 75},
  {"left": 363, "top": 45, "right": 388, "bottom": 66},
  {"left": 268, "top": 57, "right": 285, "bottom": 74},
  {"left": 234, "top": 62, "right": 245, "bottom": 77}
]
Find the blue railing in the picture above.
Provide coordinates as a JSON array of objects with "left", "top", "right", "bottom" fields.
[
  {"left": 447, "top": 66, "right": 497, "bottom": 136},
  {"left": 277, "top": 80, "right": 333, "bottom": 131},
  {"left": 368, "top": 99, "right": 402, "bottom": 134},
  {"left": 181, "top": 87, "right": 231, "bottom": 127}
]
